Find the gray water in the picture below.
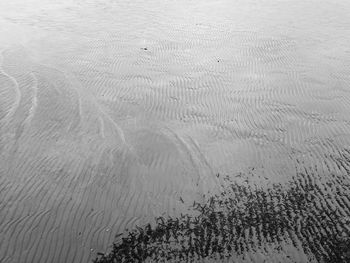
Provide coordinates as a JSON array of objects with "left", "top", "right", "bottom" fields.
[{"left": 1, "top": 0, "right": 350, "bottom": 262}]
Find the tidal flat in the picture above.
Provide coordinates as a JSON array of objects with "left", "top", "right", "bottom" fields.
[{"left": 1, "top": 0, "right": 350, "bottom": 262}]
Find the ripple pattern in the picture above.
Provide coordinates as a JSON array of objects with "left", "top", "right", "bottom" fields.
[{"left": 0, "top": 0, "right": 350, "bottom": 262}]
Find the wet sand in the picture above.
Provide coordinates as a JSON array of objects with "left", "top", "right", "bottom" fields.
[{"left": 1, "top": 0, "right": 350, "bottom": 262}]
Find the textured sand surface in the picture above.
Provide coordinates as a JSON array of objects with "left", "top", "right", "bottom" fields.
[{"left": 1, "top": 0, "right": 350, "bottom": 262}]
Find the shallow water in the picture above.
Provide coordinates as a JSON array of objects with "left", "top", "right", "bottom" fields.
[{"left": 1, "top": 0, "right": 350, "bottom": 262}]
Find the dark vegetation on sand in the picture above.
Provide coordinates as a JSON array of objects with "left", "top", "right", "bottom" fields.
[{"left": 94, "top": 170, "right": 350, "bottom": 263}]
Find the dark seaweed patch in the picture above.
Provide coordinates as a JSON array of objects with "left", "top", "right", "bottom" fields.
[{"left": 93, "top": 173, "right": 350, "bottom": 262}]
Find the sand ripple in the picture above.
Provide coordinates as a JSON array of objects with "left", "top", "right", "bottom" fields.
[{"left": 1, "top": 0, "right": 350, "bottom": 262}]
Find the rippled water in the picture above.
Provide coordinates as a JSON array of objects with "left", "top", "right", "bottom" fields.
[{"left": 1, "top": 0, "right": 350, "bottom": 262}]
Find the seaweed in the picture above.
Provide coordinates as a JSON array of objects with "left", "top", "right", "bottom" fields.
[{"left": 93, "top": 173, "right": 350, "bottom": 263}]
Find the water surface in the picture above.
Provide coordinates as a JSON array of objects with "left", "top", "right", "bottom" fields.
[{"left": 1, "top": 0, "right": 350, "bottom": 262}]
